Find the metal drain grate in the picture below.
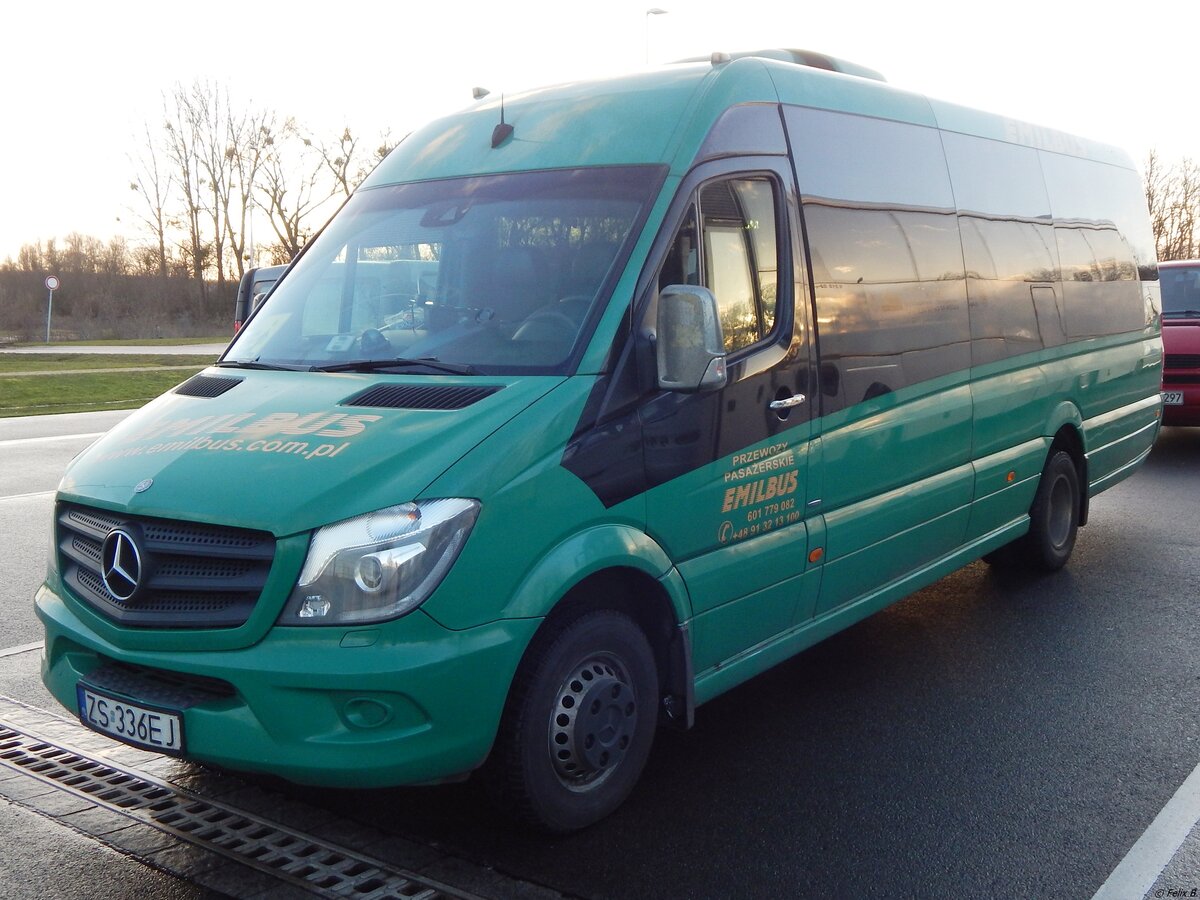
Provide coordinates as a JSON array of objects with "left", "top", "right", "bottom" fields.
[{"left": 0, "top": 724, "right": 476, "bottom": 899}]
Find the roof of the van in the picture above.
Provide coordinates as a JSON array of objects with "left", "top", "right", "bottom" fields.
[{"left": 362, "top": 56, "right": 1132, "bottom": 189}]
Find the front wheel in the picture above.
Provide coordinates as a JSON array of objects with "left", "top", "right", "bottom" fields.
[{"left": 485, "top": 610, "right": 659, "bottom": 832}]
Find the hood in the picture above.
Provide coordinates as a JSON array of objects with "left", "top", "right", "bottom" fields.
[{"left": 59, "top": 369, "right": 563, "bottom": 536}]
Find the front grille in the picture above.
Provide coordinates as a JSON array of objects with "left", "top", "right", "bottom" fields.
[
  {"left": 85, "top": 659, "right": 236, "bottom": 708},
  {"left": 58, "top": 503, "right": 275, "bottom": 629},
  {"left": 1165, "top": 353, "right": 1200, "bottom": 370}
]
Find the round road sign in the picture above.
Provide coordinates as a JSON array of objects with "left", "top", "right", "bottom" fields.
[{"left": 45, "top": 275, "right": 60, "bottom": 291}]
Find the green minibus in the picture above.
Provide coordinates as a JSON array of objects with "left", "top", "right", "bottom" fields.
[{"left": 36, "top": 49, "right": 1162, "bottom": 832}]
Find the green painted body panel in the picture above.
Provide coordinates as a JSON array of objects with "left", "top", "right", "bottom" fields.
[
  {"left": 58, "top": 369, "right": 562, "bottom": 537},
  {"left": 812, "top": 376, "right": 972, "bottom": 615},
  {"left": 37, "top": 585, "right": 538, "bottom": 786},
  {"left": 493, "top": 523, "right": 686, "bottom": 623},
  {"left": 692, "top": 514, "right": 1025, "bottom": 706},
  {"left": 964, "top": 439, "right": 1045, "bottom": 542},
  {"left": 365, "top": 61, "right": 781, "bottom": 188},
  {"left": 1083, "top": 396, "right": 1162, "bottom": 490},
  {"left": 691, "top": 570, "right": 817, "bottom": 672},
  {"left": 417, "top": 376, "right": 657, "bottom": 630}
]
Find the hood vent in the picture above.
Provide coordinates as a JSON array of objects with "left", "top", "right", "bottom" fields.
[
  {"left": 174, "top": 374, "right": 244, "bottom": 398},
  {"left": 343, "top": 383, "right": 503, "bottom": 411}
]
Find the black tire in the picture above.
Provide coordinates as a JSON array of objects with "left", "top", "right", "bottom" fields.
[
  {"left": 485, "top": 610, "right": 659, "bottom": 833},
  {"left": 995, "top": 449, "right": 1080, "bottom": 572}
]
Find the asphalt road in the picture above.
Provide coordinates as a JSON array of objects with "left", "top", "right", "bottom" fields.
[
  {"left": 2, "top": 412, "right": 1199, "bottom": 898},
  {"left": 0, "top": 411, "right": 133, "bottom": 652}
]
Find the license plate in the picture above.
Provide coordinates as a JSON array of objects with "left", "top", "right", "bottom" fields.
[
  {"left": 1163, "top": 391, "right": 1185, "bottom": 406},
  {"left": 76, "top": 684, "right": 184, "bottom": 754}
]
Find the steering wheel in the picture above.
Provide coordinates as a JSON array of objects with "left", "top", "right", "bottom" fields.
[
  {"left": 513, "top": 296, "right": 588, "bottom": 342},
  {"left": 359, "top": 328, "right": 392, "bottom": 356}
]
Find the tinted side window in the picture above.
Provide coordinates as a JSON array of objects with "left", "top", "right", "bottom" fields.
[
  {"left": 942, "top": 132, "right": 1063, "bottom": 363},
  {"left": 786, "top": 106, "right": 968, "bottom": 412},
  {"left": 1039, "top": 153, "right": 1155, "bottom": 337}
]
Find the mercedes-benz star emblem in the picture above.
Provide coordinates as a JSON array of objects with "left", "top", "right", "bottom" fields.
[{"left": 100, "top": 529, "right": 143, "bottom": 602}]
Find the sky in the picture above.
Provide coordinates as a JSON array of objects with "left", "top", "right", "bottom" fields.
[{"left": 2, "top": 0, "right": 1195, "bottom": 264}]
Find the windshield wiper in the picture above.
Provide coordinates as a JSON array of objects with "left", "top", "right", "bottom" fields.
[
  {"left": 1163, "top": 309, "right": 1200, "bottom": 318},
  {"left": 215, "top": 359, "right": 309, "bottom": 371},
  {"left": 310, "top": 357, "right": 478, "bottom": 376}
]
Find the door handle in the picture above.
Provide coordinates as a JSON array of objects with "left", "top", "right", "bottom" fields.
[{"left": 768, "top": 394, "right": 806, "bottom": 410}]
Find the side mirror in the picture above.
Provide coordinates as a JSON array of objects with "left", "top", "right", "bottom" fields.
[{"left": 656, "top": 284, "right": 727, "bottom": 392}]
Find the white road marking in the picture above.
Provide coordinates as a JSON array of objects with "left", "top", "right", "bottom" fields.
[
  {"left": 1092, "top": 759, "right": 1200, "bottom": 899},
  {"left": 0, "top": 491, "right": 56, "bottom": 503},
  {"left": 0, "top": 432, "right": 104, "bottom": 448},
  {"left": 0, "top": 641, "right": 43, "bottom": 659}
]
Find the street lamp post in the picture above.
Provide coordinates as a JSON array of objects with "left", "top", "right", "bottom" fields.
[{"left": 645, "top": 8, "right": 668, "bottom": 64}]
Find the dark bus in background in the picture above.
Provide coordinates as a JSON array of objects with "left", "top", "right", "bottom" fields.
[
  {"left": 234, "top": 264, "right": 288, "bottom": 332},
  {"left": 1159, "top": 259, "right": 1200, "bottom": 425}
]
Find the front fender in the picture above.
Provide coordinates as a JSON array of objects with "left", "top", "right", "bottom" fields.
[{"left": 502, "top": 524, "right": 690, "bottom": 623}]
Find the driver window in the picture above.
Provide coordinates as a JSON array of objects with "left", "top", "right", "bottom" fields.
[{"left": 660, "top": 176, "right": 780, "bottom": 354}]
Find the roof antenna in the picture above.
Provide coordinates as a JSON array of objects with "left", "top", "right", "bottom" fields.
[{"left": 491, "top": 94, "right": 514, "bottom": 148}]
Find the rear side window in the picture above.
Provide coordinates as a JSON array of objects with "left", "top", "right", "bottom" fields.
[{"left": 1039, "top": 153, "right": 1150, "bottom": 338}]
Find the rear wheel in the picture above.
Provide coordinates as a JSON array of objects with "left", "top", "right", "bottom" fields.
[
  {"left": 486, "top": 610, "right": 659, "bottom": 833},
  {"left": 987, "top": 449, "right": 1080, "bottom": 571}
]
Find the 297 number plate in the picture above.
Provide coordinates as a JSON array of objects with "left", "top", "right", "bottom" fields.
[
  {"left": 76, "top": 684, "right": 184, "bottom": 754},
  {"left": 1163, "top": 391, "right": 1185, "bottom": 405}
]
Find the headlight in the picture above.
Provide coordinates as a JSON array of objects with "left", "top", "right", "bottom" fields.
[{"left": 279, "top": 499, "right": 479, "bottom": 625}]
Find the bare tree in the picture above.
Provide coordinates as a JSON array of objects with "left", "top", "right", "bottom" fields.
[
  {"left": 134, "top": 85, "right": 405, "bottom": 286},
  {"left": 128, "top": 123, "right": 175, "bottom": 279},
  {"left": 1145, "top": 150, "right": 1200, "bottom": 261},
  {"left": 258, "top": 118, "right": 337, "bottom": 260},
  {"left": 225, "top": 116, "right": 275, "bottom": 278},
  {"left": 360, "top": 129, "right": 400, "bottom": 188},
  {"left": 311, "top": 126, "right": 400, "bottom": 198},
  {"left": 313, "top": 127, "right": 358, "bottom": 199},
  {"left": 15, "top": 242, "right": 44, "bottom": 272},
  {"left": 189, "top": 82, "right": 237, "bottom": 290},
  {"left": 163, "top": 83, "right": 210, "bottom": 304}
]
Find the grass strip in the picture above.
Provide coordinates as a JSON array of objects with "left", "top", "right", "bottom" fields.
[
  {"left": 0, "top": 354, "right": 217, "bottom": 374},
  {"left": 8, "top": 337, "right": 228, "bottom": 347},
  {"left": 1, "top": 369, "right": 205, "bottom": 417}
]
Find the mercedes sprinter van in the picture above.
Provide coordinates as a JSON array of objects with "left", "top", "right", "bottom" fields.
[{"left": 37, "top": 49, "right": 1162, "bottom": 831}]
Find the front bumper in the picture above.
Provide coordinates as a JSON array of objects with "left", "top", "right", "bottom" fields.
[{"left": 36, "top": 584, "right": 539, "bottom": 787}]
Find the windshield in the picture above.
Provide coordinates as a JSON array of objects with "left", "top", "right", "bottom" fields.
[
  {"left": 226, "top": 166, "right": 663, "bottom": 374},
  {"left": 1161, "top": 264, "right": 1200, "bottom": 316}
]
